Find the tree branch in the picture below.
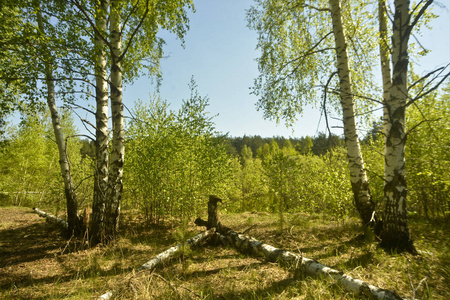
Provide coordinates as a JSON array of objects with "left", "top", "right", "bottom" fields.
[
  {"left": 323, "top": 71, "right": 338, "bottom": 139},
  {"left": 407, "top": 68, "right": 450, "bottom": 107},
  {"left": 119, "top": 0, "right": 150, "bottom": 62},
  {"left": 70, "top": 0, "right": 112, "bottom": 50},
  {"left": 406, "top": 0, "right": 434, "bottom": 38},
  {"left": 64, "top": 103, "right": 96, "bottom": 116},
  {"left": 408, "top": 66, "right": 445, "bottom": 90}
]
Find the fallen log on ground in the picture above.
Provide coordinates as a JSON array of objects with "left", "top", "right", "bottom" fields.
[
  {"left": 195, "top": 196, "right": 405, "bottom": 300},
  {"left": 33, "top": 207, "right": 68, "bottom": 229},
  {"left": 137, "top": 227, "right": 216, "bottom": 271},
  {"left": 98, "top": 228, "right": 216, "bottom": 300}
]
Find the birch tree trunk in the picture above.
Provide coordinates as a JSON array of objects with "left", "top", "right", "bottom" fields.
[
  {"left": 90, "top": 0, "right": 110, "bottom": 246},
  {"left": 328, "top": 0, "right": 376, "bottom": 228},
  {"left": 36, "top": 9, "right": 82, "bottom": 237},
  {"left": 105, "top": 0, "right": 125, "bottom": 242},
  {"left": 380, "top": 0, "right": 416, "bottom": 254},
  {"left": 378, "top": 0, "right": 392, "bottom": 142}
]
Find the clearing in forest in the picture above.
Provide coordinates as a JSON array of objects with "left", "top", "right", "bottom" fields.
[{"left": 0, "top": 207, "right": 449, "bottom": 299}]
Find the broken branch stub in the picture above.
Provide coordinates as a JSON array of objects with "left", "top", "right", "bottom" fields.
[{"left": 207, "top": 195, "right": 222, "bottom": 229}]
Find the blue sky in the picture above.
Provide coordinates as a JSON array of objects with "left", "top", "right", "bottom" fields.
[{"left": 121, "top": 0, "right": 450, "bottom": 139}]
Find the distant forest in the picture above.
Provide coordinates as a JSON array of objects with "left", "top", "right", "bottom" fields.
[{"left": 79, "top": 132, "right": 354, "bottom": 159}]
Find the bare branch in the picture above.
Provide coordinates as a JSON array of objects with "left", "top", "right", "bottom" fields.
[
  {"left": 74, "top": 174, "right": 95, "bottom": 191},
  {"left": 70, "top": 107, "right": 97, "bottom": 137},
  {"left": 407, "top": 69, "right": 450, "bottom": 107},
  {"left": 410, "top": 101, "right": 440, "bottom": 141},
  {"left": 64, "top": 103, "right": 96, "bottom": 116},
  {"left": 406, "top": 117, "right": 441, "bottom": 136},
  {"left": 408, "top": 65, "right": 446, "bottom": 91},
  {"left": 326, "top": 88, "right": 384, "bottom": 105},
  {"left": 323, "top": 71, "right": 338, "bottom": 139}
]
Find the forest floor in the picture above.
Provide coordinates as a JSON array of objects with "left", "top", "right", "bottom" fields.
[{"left": 0, "top": 206, "right": 449, "bottom": 299}]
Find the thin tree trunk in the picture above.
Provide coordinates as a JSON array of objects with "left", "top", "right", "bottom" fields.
[
  {"left": 380, "top": 0, "right": 417, "bottom": 254},
  {"left": 90, "top": 0, "right": 110, "bottom": 246},
  {"left": 105, "top": 0, "right": 125, "bottom": 242},
  {"left": 378, "top": 2, "right": 393, "bottom": 224},
  {"left": 328, "top": 0, "right": 376, "bottom": 228},
  {"left": 378, "top": 0, "right": 392, "bottom": 142},
  {"left": 37, "top": 8, "right": 82, "bottom": 237}
]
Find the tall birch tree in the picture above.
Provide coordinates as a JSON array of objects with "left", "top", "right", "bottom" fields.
[
  {"left": 379, "top": 0, "right": 427, "bottom": 253},
  {"left": 0, "top": 0, "right": 93, "bottom": 235},
  {"left": 91, "top": 0, "right": 110, "bottom": 245},
  {"left": 328, "top": 0, "right": 376, "bottom": 230},
  {"left": 36, "top": 6, "right": 83, "bottom": 236},
  {"left": 247, "top": 0, "right": 378, "bottom": 229},
  {"left": 374, "top": 0, "right": 449, "bottom": 253},
  {"left": 70, "top": 0, "right": 194, "bottom": 244}
]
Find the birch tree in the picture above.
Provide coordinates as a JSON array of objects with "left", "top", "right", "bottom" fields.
[
  {"left": 90, "top": 0, "right": 109, "bottom": 246},
  {"left": 370, "top": 0, "right": 450, "bottom": 253},
  {"left": 328, "top": 0, "right": 376, "bottom": 230},
  {"left": 247, "top": 0, "right": 378, "bottom": 230},
  {"left": 0, "top": 0, "right": 93, "bottom": 235},
  {"left": 36, "top": 6, "right": 83, "bottom": 236},
  {"left": 69, "top": 0, "right": 195, "bottom": 244},
  {"left": 379, "top": 0, "right": 437, "bottom": 253}
]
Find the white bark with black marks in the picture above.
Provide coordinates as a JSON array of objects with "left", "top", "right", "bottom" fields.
[
  {"left": 214, "top": 223, "right": 405, "bottom": 300},
  {"left": 90, "top": 0, "right": 110, "bottom": 246},
  {"left": 36, "top": 8, "right": 81, "bottom": 236},
  {"left": 33, "top": 207, "right": 68, "bottom": 229},
  {"left": 105, "top": 0, "right": 125, "bottom": 242},
  {"left": 328, "top": 0, "right": 375, "bottom": 227},
  {"left": 380, "top": 0, "right": 417, "bottom": 254}
]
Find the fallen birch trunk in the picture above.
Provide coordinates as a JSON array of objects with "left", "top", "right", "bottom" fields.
[
  {"left": 215, "top": 223, "right": 404, "bottom": 300},
  {"left": 137, "top": 227, "right": 216, "bottom": 271},
  {"left": 33, "top": 207, "right": 68, "bottom": 229},
  {"left": 195, "top": 196, "right": 406, "bottom": 300},
  {"left": 98, "top": 228, "right": 216, "bottom": 300}
]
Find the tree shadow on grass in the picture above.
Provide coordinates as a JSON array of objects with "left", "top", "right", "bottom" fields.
[
  {"left": 0, "top": 221, "right": 66, "bottom": 269},
  {"left": 216, "top": 277, "right": 296, "bottom": 300}
]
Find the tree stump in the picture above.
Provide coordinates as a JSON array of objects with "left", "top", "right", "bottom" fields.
[{"left": 207, "top": 195, "right": 222, "bottom": 229}]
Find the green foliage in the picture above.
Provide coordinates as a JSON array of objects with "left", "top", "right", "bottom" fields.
[
  {"left": 406, "top": 81, "right": 450, "bottom": 218},
  {"left": 0, "top": 110, "right": 92, "bottom": 211},
  {"left": 233, "top": 139, "right": 354, "bottom": 220},
  {"left": 226, "top": 134, "right": 344, "bottom": 158},
  {"left": 246, "top": 0, "right": 379, "bottom": 126},
  {"left": 126, "top": 80, "right": 234, "bottom": 222},
  {"left": 361, "top": 136, "right": 385, "bottom": 207}
]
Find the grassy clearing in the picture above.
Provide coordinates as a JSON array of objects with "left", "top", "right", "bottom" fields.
[{"left": 0, "top": 207, "right": 448, "bottom": 299}]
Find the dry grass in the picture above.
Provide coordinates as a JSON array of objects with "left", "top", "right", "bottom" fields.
[{"left": 0, "top": 207, "right": 448, "bottom": 299}]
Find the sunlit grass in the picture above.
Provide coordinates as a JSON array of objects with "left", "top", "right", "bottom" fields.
[{"left": 1, "top": 207, "right": 448, "bottom": 299}]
